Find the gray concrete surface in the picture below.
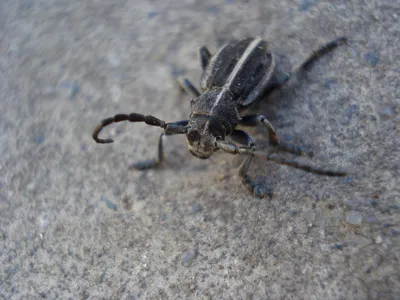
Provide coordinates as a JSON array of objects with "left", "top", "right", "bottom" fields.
[{"left": 1, "top": 0, "right": 399, "bottom": 299}]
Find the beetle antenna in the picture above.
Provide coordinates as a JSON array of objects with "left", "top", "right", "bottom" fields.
[{"left": 93, "top": 113, "right": 188, "bottom": 144}]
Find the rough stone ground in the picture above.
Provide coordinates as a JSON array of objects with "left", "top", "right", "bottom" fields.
[{"left": 1, "top": 0, "right": 399, "bottom": 299}]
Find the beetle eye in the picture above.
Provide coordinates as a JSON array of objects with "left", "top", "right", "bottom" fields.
[{"left": 187, "top": 130, "right": 201, "bottom": 143}]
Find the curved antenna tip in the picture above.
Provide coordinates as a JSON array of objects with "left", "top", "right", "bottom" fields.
[
  {"left": 92, "top": 125, "right": 114, "bottom": 144},
  {"left": 94, "top": 138, "right": 114, "bottom": 144}
]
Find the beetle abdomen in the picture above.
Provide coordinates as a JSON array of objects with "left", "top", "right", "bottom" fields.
[{"left": 200, "top": 37, "right": 275, "bottom": 106}]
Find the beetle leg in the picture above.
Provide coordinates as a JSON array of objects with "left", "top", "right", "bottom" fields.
[
  {"left": 294, "top": 37, "right": 347, "bottom": 74},
  {"left": 130, "top": 133, "right": 165, "bottom": 170},
  {"left": 178, "top": 76, "right": 201, "bottom": 97},
  {"left": 199, "top": 46, "right": 212, "bottom": 70},
  {"left": 230, "top": 129, "right": 255, "bottom": 147},
  {"left": 130, "top": 120, "right": 190, "bottom": 170},
  {"left": 262, "top": 71, "right": 291, "bottom": 97},
  {"left": 216, "top": 139, "right": 272, "bottom": 198},
  {"left": 238, "top": 155, "right": 273, "bottom": 198},
  {"left": 239, "top": 115, "right": 313, "bottom": 157},
  {"left": 239, "top": 115, "right": 279, "bottom": 145}
]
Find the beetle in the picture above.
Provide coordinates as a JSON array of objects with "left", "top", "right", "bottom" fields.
[{"left": 93, "top": 36, "right": 347, "bottom": 197}]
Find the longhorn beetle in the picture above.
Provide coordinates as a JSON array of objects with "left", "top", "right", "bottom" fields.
[{"left": 93, "top": 37, "right": 347, "bottom": 197}]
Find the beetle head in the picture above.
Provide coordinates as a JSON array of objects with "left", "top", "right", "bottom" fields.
[{"left": 186, "top": 116, "right": 225, "bottom": 159}]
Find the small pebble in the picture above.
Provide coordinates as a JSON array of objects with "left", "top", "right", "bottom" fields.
[
  {"left": 375, "top": 235, "right": 383, "bottom": 244},
  {"left": 206, "top": 6, "right": 219, "bottom": 14},
  {"left": 330, "top": 134, "right": 337, "bottom": 145},
  {"left": 379, "top": 106, "right": 394, "bottom": 117},
  {"left": 326, "top": 203, "right": 335, "bottom": 210},
  {"left": 0, "top": 38, "right": 9, "bottom": 55},
  {"left": 58, "top": 81, "right": 79, "bottom": 99},
  {"left": 308, "top": 102, "right": 316, "bottom": 113},
  {"left": 160, "top": 215, "right": 167, "bottom": 223},
  {"left": 147, "top": 11, "right": 158, "bottom": 19},
  {"left": 379, "top": 207, "right": 390, "bottom": 213},
  {"left": 111, "top": 84, "right": 121, "bottom": 102},
  {"left": 344, "top": 176, "right": 352, "bottom": 185},
  {"left": 6, "top": 264, "right": 20, "bottom": 276},
  {"left": 108, "top": 51, "right": 120, "bottom": 67},
  {"left": 283, "top": 133, "right": 293, "bottom": 141},
  {"left": 39, "top": 216, "right": 50, "bottom": 232},
  {"left": 324, "top": 77, "right": 338, "bottom": 89},
  {"left": 113, "top": 186, "right": 121, "bottom": 197},
  {"left": 191, "top": 204, "right": 202, "bottom": 214},
  {"left": 364, "top": 215, "right": 378, "bottom": 224},
  {"left": 59, "top": 81, "right": 72, "bottom": 88},
  {"left": 369, "top": 199, "right": 378, "bottom": 207},
  {"left": 43, "top": 85, "right": 57, "bottom": 96},
  {"left": 303, "top": 211, "right": 315, "bottom": 224},
  {"left": 32, "top": 135, "right": 45, "bottom": 145},
  {"left": 390, "top": 229, "right": 399, "bottom": 237},
  {"left": 333, "top": 243, "right": 343, "bottom": 250},
  {"left": 69, "top": 81, "right": 79, "bottom": 99},
  {"left": 299, "top": 0, "right": 316, "bottom": 11},
  {"left": 100, "top": 196, "right": 117, "bottom": 211},
  {"left": 342, "top": 104, "right": 358, "bottom": 125},
  {"left": 346, "top": 211, "right": 363, "bottom": 225},
  {"left": 203, "top": 214, "right": 212, "bottom": 222},
  {"left": 364, "top": 51, "right": 379, "bottom": 67},
  {"left": 181, "top": 251, "right": 196, "bottom": 267},
  {"left": 27, "top": 182, "right": 35, "bottom": 191}
]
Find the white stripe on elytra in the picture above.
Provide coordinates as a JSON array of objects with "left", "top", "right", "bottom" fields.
[
  {"left": 202, "top": 38, "right": 263, "bottom": 139},
  {"left": 225, "top": 37, "right": 263, "bottom": 88}
]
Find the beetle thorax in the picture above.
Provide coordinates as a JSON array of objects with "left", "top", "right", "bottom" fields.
[{"left": 186, "top": 116, "right": 225, "bottom": 159}]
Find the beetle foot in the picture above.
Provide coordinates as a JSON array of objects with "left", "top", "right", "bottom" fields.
[
  {"left": 129, "top": 159, "right": 160, "bottom": 170},
  {"left": 253, "top": 184, "right": 273, "bottom": 198},
  {"left": 242, "top": 175, "right": 272, "bottom": 198}
]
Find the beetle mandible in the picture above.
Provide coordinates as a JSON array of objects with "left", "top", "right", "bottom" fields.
[{"left": 93, "top": 37, "right": 347, "bottom": 197}]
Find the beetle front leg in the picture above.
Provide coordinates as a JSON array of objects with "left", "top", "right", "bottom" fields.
[
  {"left": 130, "top": 120, "right": 189, "bottom": 170},
  {"left": 239, "top": 115, "right": 312, "bottom": 157},
  {"left": 130, "top": 133, "right": 165, "bottom": 170},
  {"left": 178, "top": 77, "right": 201, "bottom": 97},
  {"left": 229, "top": 129, "right": 255, "bottom": 147},
  {"left": 199, "top": 46, "right": 212, "bottom": 70},
  {"left": 239, "top": 115, "right": 279, "bottom": 145},
  {"left": 238, "top": 155, "right": 272, "bottom": 198},
  {"left": 216, "top": 137, "right": 272, "bottom": 198}
]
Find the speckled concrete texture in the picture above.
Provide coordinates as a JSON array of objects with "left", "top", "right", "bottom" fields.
[{"left": 1, "top": 0, "right": 399, "bottom": 299}]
